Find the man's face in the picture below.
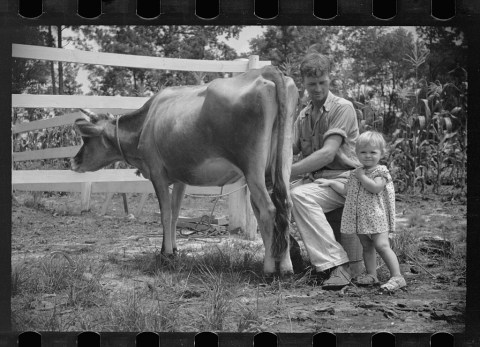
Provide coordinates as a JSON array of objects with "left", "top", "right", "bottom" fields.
[{"left": 304, "top": 74, "right": 330, "bottom": 104}]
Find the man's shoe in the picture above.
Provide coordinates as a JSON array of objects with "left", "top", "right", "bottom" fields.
[
  {"left": 314, "top": 268, "right": 333, "bottom": 284},
  {"left": 321, "top": 265, "right": 351, "bottom": 290}
]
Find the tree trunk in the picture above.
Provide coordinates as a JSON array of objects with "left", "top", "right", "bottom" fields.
[
  {"left": 57, "top": 25, "right": 64, "bottom": 95},
  {"left": 48, "top": 26, "right": 57, "bottom": 95},
  {"left": 133, "top": 70, "right": 137, "bottom": 91}
]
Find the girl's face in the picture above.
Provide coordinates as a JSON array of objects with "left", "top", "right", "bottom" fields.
[{"left": 357, "top": 144, "right": 382, "bottom": 169}]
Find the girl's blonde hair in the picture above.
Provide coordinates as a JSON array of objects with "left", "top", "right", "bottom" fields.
[{"left": 356, "top": 131, "right": 387, "bottom": 156}]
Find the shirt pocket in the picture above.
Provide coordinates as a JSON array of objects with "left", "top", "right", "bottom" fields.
[{"left": 300, "top": 137, "right": 312, "bottom": 157}]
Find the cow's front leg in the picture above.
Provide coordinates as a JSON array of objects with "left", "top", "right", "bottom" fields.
[
  {"left": 170, "top": 182, "right": 186, "bottom": 254},
  {"left": 246, "top": 176, "right": 277, "bottom": 275},
  {"left": 151, "top": 175, "right": 175, "bottom": 255}
]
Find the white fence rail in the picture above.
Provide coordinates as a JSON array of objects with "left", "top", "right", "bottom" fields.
[{"left": 13, "top": 44, "right": 270, "bottom": 73}]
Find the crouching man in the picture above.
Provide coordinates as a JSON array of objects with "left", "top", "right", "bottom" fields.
[{"left": 290, "top": 51, "right": 361, "bottom": 290}]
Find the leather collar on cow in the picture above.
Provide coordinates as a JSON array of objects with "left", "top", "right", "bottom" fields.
[{"left": 115, "top": 115, "right": 131, "bottom": 166}]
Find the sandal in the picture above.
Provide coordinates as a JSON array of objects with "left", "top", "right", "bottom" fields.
[
  {"left": 353, "top": 274, "right": 379, "bottom": 287},
  {"left": 380, "top": 276, "right": 406, "bottom": 292}
]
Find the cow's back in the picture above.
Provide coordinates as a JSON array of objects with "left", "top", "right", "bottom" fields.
[{"left": 137, "top": 69, "right": 296, "bottom": 186}]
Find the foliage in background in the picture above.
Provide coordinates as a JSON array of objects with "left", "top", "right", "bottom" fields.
[
  {"left": 249, "top": 25, "right": 466, "bottom": 197},
  {"left": 79, "top": 26, "right": 242, "bottom": 95}
]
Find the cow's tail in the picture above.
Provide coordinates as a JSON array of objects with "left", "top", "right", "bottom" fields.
[{"left": 262, "top": 66, "right": 291, "bottom": 260}]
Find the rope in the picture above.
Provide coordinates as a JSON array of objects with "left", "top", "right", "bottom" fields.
[
  {"left": 164, "top": 182, "right": 249, "bottom": 240},
  {"left": 170, "top": 182, "right": 248, "bottom": 198},
  {"left": 178, "top": 186, "right": 231, "bottom": 242}
]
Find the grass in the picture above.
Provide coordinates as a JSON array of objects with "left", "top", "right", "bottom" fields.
[
  {"left": 195, "top": 265, "right": 237, "bottom": 331},
  {"left": 236, "top": 287, "right": 262, "bottom": 332},
  {"left": 390, "top": 227, "right": 421, "bottom": 263},
  {"left": 12, "top": 190, "right": 467, "bottom": 332},
  {"left": 100, "top": 289, "right": 179, "bottom": 331},
  {"left": 11, "top": 253, "right": 108, "bottom": 331}
]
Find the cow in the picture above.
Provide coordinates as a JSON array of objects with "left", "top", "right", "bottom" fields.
[{"left": 71, "top": 65, "right": 299, "bottom": 276}]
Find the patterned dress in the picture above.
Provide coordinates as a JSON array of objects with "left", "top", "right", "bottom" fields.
[{"left": 341, "top": 165, "right": 396, "bottom": 235}]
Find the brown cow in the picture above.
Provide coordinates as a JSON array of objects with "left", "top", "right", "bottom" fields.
[{"left": 71, "top": 66, "right": 299, "bottom": 275}]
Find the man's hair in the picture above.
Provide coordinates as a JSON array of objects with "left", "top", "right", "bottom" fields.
[
  {"left": 300, "top": 52, "right": 331, "bottom": 78},
  {"left": 356, "top": 131, "right": 388, "bottom": 157}
]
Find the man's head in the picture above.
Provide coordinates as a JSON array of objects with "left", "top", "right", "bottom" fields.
[{"left": 300, "top": 52, "right": 331, "bottom": 105}]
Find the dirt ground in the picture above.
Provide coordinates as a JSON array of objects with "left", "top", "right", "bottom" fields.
[{"left": 11, "top": 189, "right": 466, "bottom": 333}]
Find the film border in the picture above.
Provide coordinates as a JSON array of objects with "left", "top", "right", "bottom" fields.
[{"left": 1, "top": 0, "right": 479, "bottom": 346}]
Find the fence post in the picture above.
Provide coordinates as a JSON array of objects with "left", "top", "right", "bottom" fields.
[
  {"left": 228, "top": 179, "right": 258, "bottom": 240},
  {"left": 80, "top": 182, "right": 92, "bottom": 212},
  {"left": 247, "top": 55, "right": 260, "bottom": 69},
  {"left": 227, "top": 57, "right": 261, "bottom": 240}
]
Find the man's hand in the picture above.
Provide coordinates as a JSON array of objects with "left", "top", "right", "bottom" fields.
[
  {"left": 314, "top": 178, "right": 332, "bottom": 187},
  {"left": 315, "top": 178, "right": 347, "bottom": 195}
]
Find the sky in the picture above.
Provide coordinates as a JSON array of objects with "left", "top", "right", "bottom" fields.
[
  {"left": 76, "top": 26, "right": 265, "bottom": 93},
  {"left": 223, "top": 26, "right": 265, "bottom": 53},
  {"left": 75, "top": 26, "right": 417, "bottom": 93}
]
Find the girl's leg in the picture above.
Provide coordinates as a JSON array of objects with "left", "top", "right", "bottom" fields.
[
  {"left": 357, "top": 234, "right": 377, "bottom": 278},
  {"left": 372, "top": 233, "right": 402, "bottom": 278}
]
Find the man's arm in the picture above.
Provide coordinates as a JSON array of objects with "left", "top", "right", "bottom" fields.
[{"left": 291, "top": 134, "right": 343, "bottom": 177}]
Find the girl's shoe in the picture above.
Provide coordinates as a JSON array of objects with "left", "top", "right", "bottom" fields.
[
  {"left": 353, "top": 274, "right": 380, "bottom": 287},
  {"left": 380, "top": 276, "right": 406, "bottom": 291}
]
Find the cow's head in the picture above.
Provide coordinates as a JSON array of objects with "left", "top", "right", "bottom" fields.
[{"left": 71, "top": 111, "right": 121, "bottom": 173}]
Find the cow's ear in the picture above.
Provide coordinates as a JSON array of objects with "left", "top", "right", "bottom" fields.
[{"left": 74, "top": 119, "right": 104, "bottom": 137}]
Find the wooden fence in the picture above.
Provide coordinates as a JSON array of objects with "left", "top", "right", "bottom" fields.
[{"left": 12, "top": 44, "right": 271, "bottom": 239}]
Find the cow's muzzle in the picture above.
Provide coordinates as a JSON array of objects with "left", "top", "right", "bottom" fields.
[{"left": 70, "top": 158, "right": 84, "bottom": 173}]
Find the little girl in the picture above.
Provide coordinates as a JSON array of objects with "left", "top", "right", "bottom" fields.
[{"left": 316, "top": 131, "right": 406, "bottom": 291}]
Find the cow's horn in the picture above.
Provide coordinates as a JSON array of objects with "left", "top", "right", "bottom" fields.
[{"left": 79, "top": 108, "right": 98, "bottom": 121}]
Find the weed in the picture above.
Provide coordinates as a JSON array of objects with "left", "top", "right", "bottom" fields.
[
  {"left": 196, "top": 264, "right": 237, "bottom": 331},
  {"left": 12, "top": 253, "right": 106, "bottom": 309},
  {"left": 406, "top": 212, "right": 426, "bottom": 228},
  {"left": 390, "top": 227, "right": 420, "bottom": 262},
  {"left": 237, "top": 304, "right": 261, "bottom": 332},
  {"left": 11, "top": 262, "right": 34, "bottom": 297},
  {"left": 193, "top": 240, "right": 264, "bottom": 279},
  {"left": 236, "top": 286, "right": 261, "bottom": 332},
  {"left": 102, "top": 288, "right": 180, "bottom": 331}
]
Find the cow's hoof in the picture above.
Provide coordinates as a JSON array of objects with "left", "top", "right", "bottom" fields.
[
  {"left": 264, "top": 273, "right": 279, "bottom": 284},
  {"left": 279, "top": 270, "right": 294, "bottom": 279},
  {"left": 161, "top": 252, "right": 176, "bottom": 260},
  {"left": 155, "top": 252, "right": 177, "bottom": 268}
]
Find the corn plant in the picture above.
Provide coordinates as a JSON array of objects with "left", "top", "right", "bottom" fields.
[{"left": 382, "top": 44, "right": 467, "bottom": 195}]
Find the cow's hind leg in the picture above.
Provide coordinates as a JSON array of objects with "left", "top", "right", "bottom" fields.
[
  {"left": 244, "top": 174, "right": 279, "bottom": 275},
  {"left": 277, "top": 152, "right": 294, "bottom": 276}
]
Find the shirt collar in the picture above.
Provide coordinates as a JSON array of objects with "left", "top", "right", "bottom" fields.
[{"left": 301, "top": 91, "right": 336, "bottom": 119}]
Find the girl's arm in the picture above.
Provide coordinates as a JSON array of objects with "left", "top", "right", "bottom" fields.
[
  {"left": 356, "top": 169, "right": 386, "bottom": 194},
  {"left": 315, "top": 178, "right": 347, "bottom": 195}
]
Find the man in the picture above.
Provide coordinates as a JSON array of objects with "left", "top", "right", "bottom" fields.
[{"left": 290, "top": 52, "right": 361, "bottom": 290}]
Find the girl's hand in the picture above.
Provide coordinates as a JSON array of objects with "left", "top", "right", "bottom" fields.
[
  {"left": 314, "top": 178, "right": 331, "bottom": 187},
  {"left": 355, "top": 168, "right": 366, "bottom": 179}
]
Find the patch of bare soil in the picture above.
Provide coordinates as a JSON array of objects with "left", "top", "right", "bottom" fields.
[{"left": 11, "top": 190, "right": 466, "bottom": 332}]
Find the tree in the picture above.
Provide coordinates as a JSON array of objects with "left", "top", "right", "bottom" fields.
[
  {"left": 12, "top": 26, "right": 51, "bottom": 95},
  {"left": 416, "top": 26, "right": 467, "bottom": 82},
  {"left": 248, "top": 26, "right": 341, "bottom": 92},
  {"left": 79, "top": 26, "right": 243, "bottom": 95}
]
